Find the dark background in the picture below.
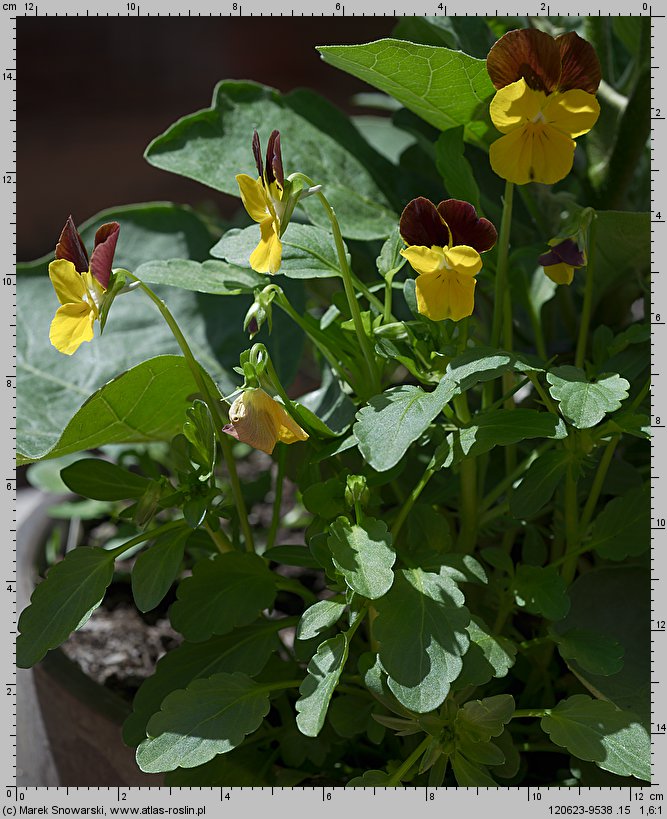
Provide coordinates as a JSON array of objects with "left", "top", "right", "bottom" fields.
[{"left": 18, "top": 17, "right": 395, "bottom": 261}]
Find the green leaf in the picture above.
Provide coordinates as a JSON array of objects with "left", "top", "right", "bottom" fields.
[
  {"left": 541, "top": 695, "right": 650, "bottom": 781},
  {"left": 550, "top": 628, "right": 624, "bottom": 677},
  {"left": 295, "top": 634, "right": 349, "bottom": 737},
  {"left": 374, "top": 567, "right": 470, "bottom": 713},
  {"left": 263, "top": 545, "right": 321, "bottom": 569},
  {"left": 552, "top": 567, "right": 650, "bottom": 723},
  {"left": 170, "top": 554, "right": 276, "bottom": 642},
  {"left": 317, "top": 39, "right": 495, "bottom": 143},
  {"left": 136, "top": 672, "right": 270, "bottom": 773},
  {"left": 183, "top": 399, "right": 216, "bottom": 474},
  {"left": 455, "top": 617, "right": 517, "bottom": 689},
  {"left": 376, "top": 226, "right": 407, "bottom": 279},
  {"left": 297, "top": 600, "right": 347, "bottom": 641},
  {"left": 510, "top": 451, "right": 570, "bottom": 519},
  {"left": 123, "top": 620, "right": 280, "bottom": 747},
  {"left": 17, "top": 547, "right": 114, "bottom": 668},
  {"left": 329, "top": 695, "right": 375, "bottom": 738},
  {"left": 444, "top": 348, "right": 542, "bottom": 391},
  {"left": 392, "top": 16, "right": 493, "bottom": 59},
  {"left": 547, "top": 366, "right": 630, "bottom": 429},
  {"left": 513, "top": 565, "right": 570, "bottom": 621},
  {"left": 347, "top": 770, "right": 393, "bottom": 786},
  {"left": 60, "top": 458, "right": 151, "bottom": 501},
  {"left": 354, "top": 379, "right": 456, "bottom": 472},
  {"left": 432, "top": 409, "right": 564, "bottom": 470},
  {"left": 592, "top": 211, "right": 650, "bottom": 303},
  {"left": 145, "top": 81, "right": 396, "bottom": 240},
  {"left": 131, "top": 529, "right": 187, "bottom": 613},
  {"left": 17, "top": 202, "right": 214, "bottom": 277},
  {"left": 327, "top": 516, "right": 395, "bottom": 600},
  {"left": 451, "top": 752, "right": 498, "bottom": 787},
  {"left": 19, "top": 356, "right": 215, "bottom": 465},
  {"left": 135, "top": 258, "right": 266, "bottom": 295},
  {"left": 589, "top": 484, "right": 649, "bottom": 560},
  {"left": 456, "top": 695, "right": 515, "bottom": 743},
  {"left": 212, "top": 223, "right": 346, "bottom": 279},
  {"left": 435, "top": 127, "right": 481, "bottom": 212},
  {"left": 165, "top": 745, "right": 270, "bottom": 786},
  {"left": 295, "top": 366, "right": 356, "bottom": 437}
]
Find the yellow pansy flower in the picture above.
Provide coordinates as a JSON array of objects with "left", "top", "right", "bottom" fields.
[
  {"left": 399, "top": 197, "right": 497, "bottom": 322},
  {"left": 235, "top": 130, "right": 292, "bottom": 275},
  {"left": 48, "top": 217, "right": 120, "bottom": 355},
  {"left": 223, "top": 388, "right": 308, "bottom": 455},
  {"left": 539, "top": 237, "right": 586, "bottom": 286},
  {"left": 487, "top": 29, "right": 601, "bottom": 185}
]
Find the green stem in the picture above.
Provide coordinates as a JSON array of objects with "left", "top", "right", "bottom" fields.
[
  {"left": 273, "top": 291, "right": 354, "bottom": 385},
  {"left": 259, "top": 679, "right": 305, "bottom": 694},
  {"left": 266, "top": 444, "right": 286, "bottom": 551},
  {"left": 108, "top": 520, "right": 185, "bottom": 559},
  {"left": 391, "top": 467, "right": 435, "bottom": 540},
  {"left": 527, "top": 372, "right": 560, "bottom": 416},
  {"left": 457, "top": 457, "right": 478, "bottom": 554},
  {"left": 577, "top": 436, "right": 619, "bottom": 539},
  {"left": 491, "top": 180, "right": 515, "bottom": 350},
  {"left": 314, "top": 189, "right": 380, "bottom": 395},
  {"left": 274, "top": 577, "right": 318, "bottom": 605},
  {"left": 512, "top": 709, "right": 550, "bottom": 719},
  {"left": 351, "top": 272, "right": 387, "bottom": 316},
  {"left": 561, "top": 464, "right": 580, "bottom": 584},
  {"left": 129, "top": 275, "right": 255, "bottom": 553},
  {"left": 386, "top": 736, "right": 432, "bottom": 786},
  {"left": 479, "top": 442, "right": 552, "bottom": 512},
  {"left": 575, "top": 216, "right": 598, "bottom": 370},
  {"left": 204, "top": 521, "right": 234, "bottom": 554}
]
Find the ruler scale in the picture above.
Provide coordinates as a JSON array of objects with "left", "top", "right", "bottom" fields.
[{"left": 6, "top": 2, "right": 663, "bottom": 812}]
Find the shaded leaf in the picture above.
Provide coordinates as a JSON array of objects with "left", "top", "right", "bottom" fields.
[
  {"left": 455, "top": 617, "right": 517, "bottom": 689},
  {"left": 296, "top": 634, "right": 349, "bottom": 737},
  {"left": 510, "top": 451, "right": 570, "bottom": 519},
  {"left": 374, "top": 567, "right": 470, "bottom": 713},
  {"left": 589, "top": 484, "right": 649, "bottom": 560},
  {"left": 136, "top": 672, "right": 270, "bottom": 772},
  {"left": 17, "top": 547, "right": 114, "bottom": 668},
  {"left": 550, "top": 628, "right": 624, "bottom": 677},
  {"left": 123, "top": 620, "right": 280, "bottom": 747},
  {"left": 60, "top": 458, "right": 151, "bottom": 501},
  {"left": 541, "top": 695, "right": 650, "bottom": 781},
  {"left": 513, "top": 565, "right": 570, "bottom": 621},
  {"left": 131, "top": 529, "right": 188, "bottom": 613},
  {"left": 145, "top": 81, "right": 396, "bottom": 240},
  {"left": 170, "top": 553, "right": 276, "bottom": 642},
  {"left": 553, "top": 567, "right": 650, "bottom": 723},
  {"left": 328, "top": 516, "right": 395, "bottom": 600}
]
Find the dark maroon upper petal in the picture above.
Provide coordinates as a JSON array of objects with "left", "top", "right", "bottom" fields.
[
  {"left": 89, "top": 222, "right": 120, "bottom": 290},
  {"left": 55, "top": 215, "right": 89, "bottom": 274},
  {"left": 265, "top": 130, "right": 282, "bottom": 187},
  {"left": 252, "top": 130, "right": 264, "bottom": 178},
  {"left": 538, "top": 249, "right": 561, "bottom": 267},
  {"left": 437, "top": 199, "right": 497, "bottom": 253},
  {"left": 487, "top": 28, "right": 561, "bottom": 93},
  {"left": 399, "top": 197, "right": 451, "bottom": 248},
  {"left": 556, "top": 32, "right": 601, "bottom": 94},
  {"left": 271, "top": 133, "right": 285, "bottom": 188},
  {"left": 540, "top": 238, "right": 585, "bottom": 268}
]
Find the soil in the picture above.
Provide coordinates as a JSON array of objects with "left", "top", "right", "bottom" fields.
[{"left": 60, "top": 594, "right": 182, "bottom": 702}]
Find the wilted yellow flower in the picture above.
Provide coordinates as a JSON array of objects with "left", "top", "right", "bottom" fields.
[{"left": 223, "top": 388, "right": 308, "bottom": 455}]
